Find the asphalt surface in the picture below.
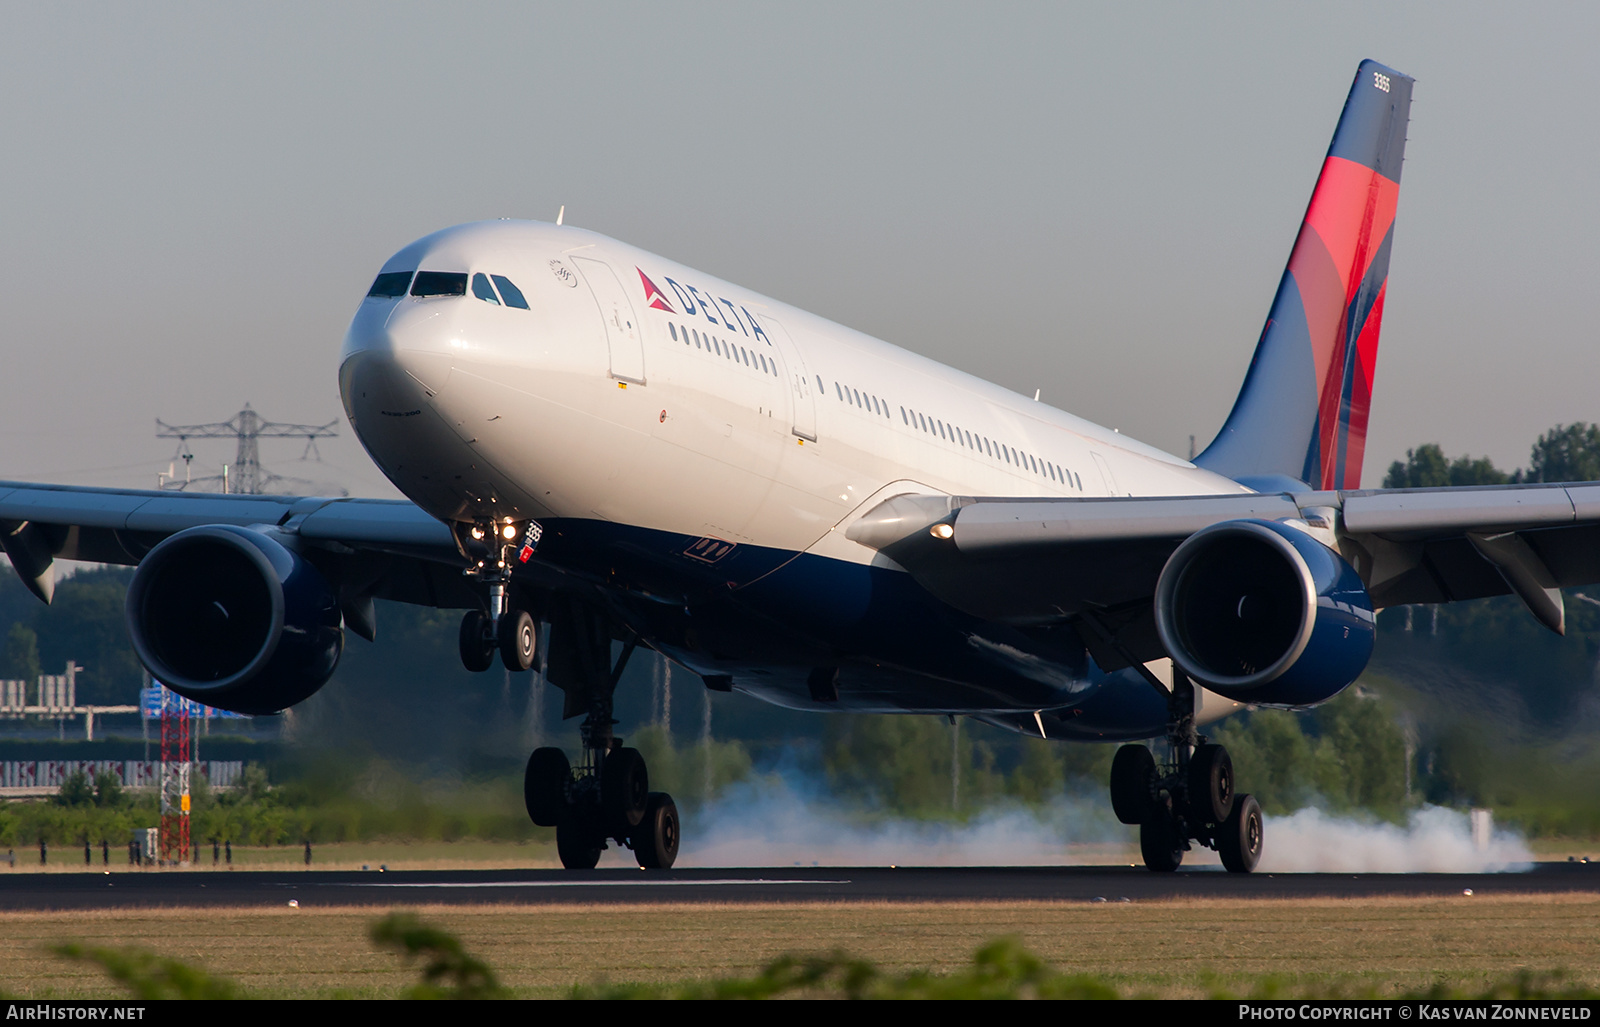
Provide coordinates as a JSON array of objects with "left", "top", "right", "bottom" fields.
[{"left": 0, "top": 862, "right": 1596, "bottom": 910}]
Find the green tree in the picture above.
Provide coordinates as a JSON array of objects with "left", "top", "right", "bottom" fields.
[
  {"left": 1383, "top": 443, "right": 1508, "bottom": 488},
  {"left": 1210, "top": 688, "right": 1410, "bottom": 818},
  {"left": 1526, "top": 422, "right": 1600, "bottom": 483},
  {"left": 0, "top": 622, "right": 41, "bottom": 683},
  {"left": 32, "top": 568, "right": 143, "bottom": 706},
  {"left": 57, "top": 769, "right": 94, "bottom": 808},
  {"left": 92, "top": 770, "right": 125, "bottom": 808}
]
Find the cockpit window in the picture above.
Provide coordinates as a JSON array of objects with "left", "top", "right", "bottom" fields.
[
  {"left": 471, "top": 273, "right": 501, "bottom": 305},
  {"left": 411, "top": 271, "right": 468, "bottom": 297},
  {"left": 367, "top": 271, "right": 413, "bottom": 298},
  {"left": 491, "top": 275, "right": 529, "bottom": 309}
]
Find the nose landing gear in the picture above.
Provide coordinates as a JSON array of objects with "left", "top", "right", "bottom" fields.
[
  {"left": 1108, "top": 670, "right": 1264, "bottom": 873},
  {"left": 456, "top": 519, "right": 543, "bottom": 674}
]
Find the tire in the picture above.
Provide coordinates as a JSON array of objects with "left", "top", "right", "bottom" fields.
[
  {"left": 601, "top": 747, "right": 649, "bottom": 835},
  {"left": 1139, "top": 809, "right": 1184, "bottom": 872},
  {"left": 499, "top": 609, "right": 538, "bottom": 672},
  {"left": 523, "top": 747, "right": 569, "bottom": 827},
  {"left": 1187, "top": 743, "right": 1235, "bottom": 825},
  {"left": 630, "top": 792, "right": 680, "bottom": 870},
  {"left": 1218, "top": 793, "right": 1264, "bottom": 874},
  {"left": 458, "top": 610, "right": 494, "bottom": 673},
  {"left": 1110, "top": 744, "right": 1156, "bottom": 825},
  {"left": 556, "top": 815, "right": 602, "bottom": 870}
]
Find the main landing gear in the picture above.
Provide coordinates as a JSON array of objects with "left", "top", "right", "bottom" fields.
[
  {"left": 521, "top": 639, "right": 680, "bottom": 869},
  {"left": 1109, "top": 670, "right": 1264, "bottom": 873}
]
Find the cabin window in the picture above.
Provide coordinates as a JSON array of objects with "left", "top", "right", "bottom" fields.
[{"left": 367, "top": 271, "right": 413, "bottom": 298}]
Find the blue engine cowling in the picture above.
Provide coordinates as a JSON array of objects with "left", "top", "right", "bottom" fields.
[
  {"left": 1153, "top": 519, "right": 1374, "bottom": 707},
  {"left": 125, "top": 525, "right": 343, "bottom": 714}
]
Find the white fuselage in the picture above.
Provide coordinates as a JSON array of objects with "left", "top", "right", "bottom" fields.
[{"left": 340, "top": 220, "right": 1246, "bottom": 556}]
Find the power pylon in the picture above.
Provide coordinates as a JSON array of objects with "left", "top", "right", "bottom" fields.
[
  {"left": 157, "top": 686, "right": 191, "bottom": 866},
  {"left": 157, "top": 404, "right": 341, "bottom": 495}
]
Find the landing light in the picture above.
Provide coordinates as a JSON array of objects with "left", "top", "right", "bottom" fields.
[
  {"left": 930, "top": 524, "right": 954, "bottom": 540},
  {"left": 469, "top": 526, "right": 485, "bottom": 540},
  {"left": 502, "top": 525, "right": 517, "bottom": 540}
]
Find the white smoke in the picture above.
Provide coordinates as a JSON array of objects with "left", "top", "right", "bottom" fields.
[
  {"left": 677, "top": 773, "right": 1127, "bottom": 868},
  {"left": 656, "top": 764, "right": 1536, "bottom": 873},
  {"left": 1256, "top": 805, "right": 1534, "bottom": 873}
]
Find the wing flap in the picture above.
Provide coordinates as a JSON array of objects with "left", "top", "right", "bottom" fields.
[{"left": 1342, "top": 486, "right": 1578, "bottom": 536}]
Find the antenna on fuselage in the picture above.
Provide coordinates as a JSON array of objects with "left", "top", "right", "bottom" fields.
[{"left": 556, "top": 205, "right": 565, "bottom": 226}]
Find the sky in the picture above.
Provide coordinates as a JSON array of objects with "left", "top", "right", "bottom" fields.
[{"left": 2, "top": 2, "right": 1597, "bottom": 496}]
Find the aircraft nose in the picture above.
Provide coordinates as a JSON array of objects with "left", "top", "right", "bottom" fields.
[
  {"left": 341, "top": 301, "right": 456, "bottom": 395},
  {"left": 339, "top": 308, "right": 459, "bottom": 428}
]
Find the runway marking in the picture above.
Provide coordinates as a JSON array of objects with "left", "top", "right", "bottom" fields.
[{"left": 338, "top": 878, "right": 851, "bottom": 889}]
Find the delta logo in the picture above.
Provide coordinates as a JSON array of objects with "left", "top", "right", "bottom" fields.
[
  {"left": 637, "top": 269, "right": 675, "bottom": 312},
  {"left": 635, "top": 268, "right": 772, "bottom": 346}
]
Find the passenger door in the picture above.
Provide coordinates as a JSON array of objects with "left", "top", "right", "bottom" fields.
[
  {"left": 572, "top": 257, "right": 646, "bottom": 384},
  {"left": 754, "top": 313, "right": 817, "bottom": 442}
]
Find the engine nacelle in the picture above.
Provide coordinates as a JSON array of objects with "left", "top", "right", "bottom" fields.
[
  {"left": 1154, "top": 519, "right": 1374, "bottom": 707},
  {"left": 126, "top": 525, "right": 343, "bottom": 714}
]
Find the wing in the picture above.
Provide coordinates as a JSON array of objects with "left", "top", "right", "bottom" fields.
[
  {"left": 0, "top": 480, "right": 479, "bottom": 625},
  {"left": 846, "top": 482, "right": 1600, "bottom": 669}
]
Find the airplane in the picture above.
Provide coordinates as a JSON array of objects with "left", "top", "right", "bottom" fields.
[{"left": 4, "top": 59, "right": 1594, "bottom": 873}]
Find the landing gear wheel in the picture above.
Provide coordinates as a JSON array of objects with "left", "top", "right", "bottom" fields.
[
  {"left": 601, "top": 747, "right": 649, "bottom": 836},
  {"left": 523, "top": 747, "right": 570, "bottom": 827},
  {"left": 556, "top": 815, "right": 602, "bottom": 870},
  {"left": 1110, "top": 744, "right": 1156, "bottom": 825},
  {"left": 499, "top": 609, "right": 538, "bottom": 672},
  {"left": 458, "top": 611, "right": 495, "bottom": 673},
  {"left": 630, "top": 792, "right": 680, "bottom": 869},
  {"left": 1217, "top": 793, "right": 1264, "bottom": 873},
  {"left": 1187, "top": 743, "right": 1235, "bottom": 825},
  {"left": 1139, "top": 808, "right": 1184, "bottom": 872}
]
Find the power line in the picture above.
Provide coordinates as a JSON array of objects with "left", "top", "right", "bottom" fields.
[{"left": 156, "top": 403, "right": 343, "bottom": 495}]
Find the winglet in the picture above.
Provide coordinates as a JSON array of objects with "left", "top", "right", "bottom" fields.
[{"left": 1197, "top": 61, "right": 1414, "bottom": 491}]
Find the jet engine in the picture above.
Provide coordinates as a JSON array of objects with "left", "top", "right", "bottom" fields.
[
  {"left": 1153, "top": 518, "right": 1374, "bottom": 707},
  {"left": 125, "top": 525, "right": 343, "bottom": 714}
]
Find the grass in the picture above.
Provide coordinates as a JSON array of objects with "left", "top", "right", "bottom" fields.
[{"left": 2, "top": 894, "right": 1598, "bottom": 998}]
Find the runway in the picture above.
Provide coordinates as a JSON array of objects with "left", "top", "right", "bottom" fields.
[{"left": 0, "top": 862, "right": 1596, "bottom": 910}]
